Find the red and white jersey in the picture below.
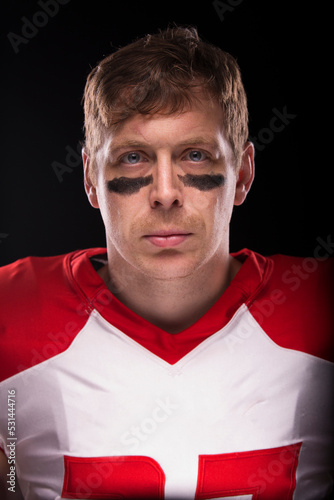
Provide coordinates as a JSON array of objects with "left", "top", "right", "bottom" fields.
[{"left": 0, "top": 248, "right": 333, "bottom": 499}]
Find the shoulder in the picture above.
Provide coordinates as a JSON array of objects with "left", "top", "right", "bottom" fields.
[
  {"left": 268, "top": 253, "right": 334, "bottom": 315},
  {"left": 0, "top": 250, "right": 95, "bottom": 382},
  {"left": 270, "top": 252, "right": 333, "bottom": 288},
  {"left": 248, "top": 253, "right": 334, "bottom": 362},
  {"left": 0, "top": 252, "right": 84, "bottom": 319},
  {"left": 0, "top": 252, "right": 71, "bottom": 296}
]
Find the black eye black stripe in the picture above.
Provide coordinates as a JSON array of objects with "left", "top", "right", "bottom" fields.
[
  {"left": 106, "top": 173, "right": 225, "bottom": 195},
  {"left": 178, "top": 173, "right": 225, "bottom": 191},
  {"left": 107, "top": 175, "right": 153, "bottom": 195}
]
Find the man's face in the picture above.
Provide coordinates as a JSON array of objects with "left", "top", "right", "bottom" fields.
[{"left": 84, "top": 98, "right": 254, "bottom": 281}]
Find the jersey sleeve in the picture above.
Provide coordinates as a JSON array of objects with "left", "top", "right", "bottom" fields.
[
  {"left": 0, "top": 252, "right": 91, "bottom": 382},
  {"left": 247, "top": 254, "right": 334, "bottom": 362}
]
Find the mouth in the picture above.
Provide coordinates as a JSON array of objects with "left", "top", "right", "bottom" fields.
[{"left": 143, "top": 230, "right": 193, "bottom": 248}]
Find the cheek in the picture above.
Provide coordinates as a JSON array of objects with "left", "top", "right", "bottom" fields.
[
  {"left": 97, "top": 190, "right": 128, "bottom": 242},
  {"left": 195, "top": 187, "right": 235, "bottom": 236},
  {"left": 187, "top": 186, "right": 228, "bottom": 219}
]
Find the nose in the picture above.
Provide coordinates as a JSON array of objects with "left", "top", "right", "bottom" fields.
[{"left": 148, "top": 156, "right": 183, "bottom": 209}]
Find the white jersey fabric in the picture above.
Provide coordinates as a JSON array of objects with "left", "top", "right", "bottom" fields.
[{"left": 0, "top": 248, "right": 333, "bottom": 499}]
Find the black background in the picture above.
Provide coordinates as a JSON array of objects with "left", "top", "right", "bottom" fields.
[{"left": 0, "top": 1, "right": 332, "bottom": 267}]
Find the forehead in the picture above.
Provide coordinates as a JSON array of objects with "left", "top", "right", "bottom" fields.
[{"left": 99, "top": 97, "right": 231, "bottom": 156}]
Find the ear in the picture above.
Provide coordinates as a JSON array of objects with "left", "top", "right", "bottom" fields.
[
  {"left": 234, "top": 141, "right": 255, "bottom": 206},
  {"left": 83, "top": 148, "right": 99, "bottom": 209}
]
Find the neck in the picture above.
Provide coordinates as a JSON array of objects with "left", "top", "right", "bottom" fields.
[{"left": 98, "top": 253, "right": 241, "bottom": 334}]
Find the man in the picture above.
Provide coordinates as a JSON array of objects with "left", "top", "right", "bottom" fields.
[{"left": 0, "top": 26, "right": 333, "bottom": 499}]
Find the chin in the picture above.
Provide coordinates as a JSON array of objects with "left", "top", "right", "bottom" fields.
[{"left": 138, "top": 252, "right": 204, "bottom": 281}]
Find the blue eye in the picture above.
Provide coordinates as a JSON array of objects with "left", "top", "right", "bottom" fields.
[
  {"left": 187, "top": 150, "right": 207, "bottom": 162},
  {"left": 122, "top": 152, "right": 143, "bottom": 164}
]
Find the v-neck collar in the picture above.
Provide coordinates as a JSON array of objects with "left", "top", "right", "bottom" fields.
[{"left": 68, "top": 248, "right": 272, "bottom": 364}]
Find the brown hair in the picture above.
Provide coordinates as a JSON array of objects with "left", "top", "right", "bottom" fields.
[{"left": 83, "top": 26, "right": 249, "bottom": 171}]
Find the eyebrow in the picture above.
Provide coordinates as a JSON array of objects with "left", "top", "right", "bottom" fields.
[
  {"left": 107, "top": 136, "right": 221, "bottom": 155},
  {"left": 107, "top": 140, "right": 150, "bottom": 156},
  {"left": 175, "top": 137, "right": 221, "bottom": 149}
]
